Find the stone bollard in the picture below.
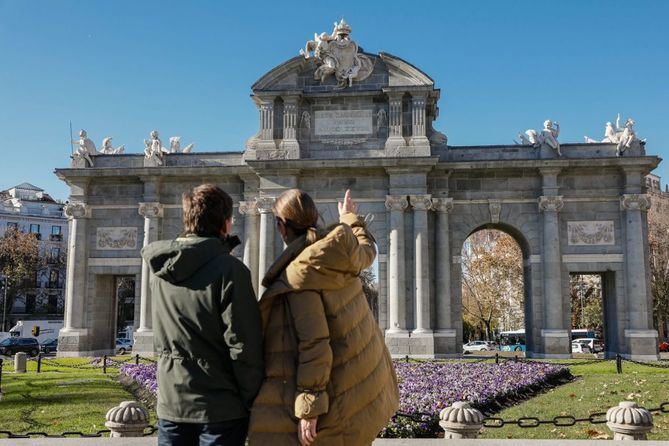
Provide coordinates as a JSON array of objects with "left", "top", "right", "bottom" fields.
[
  {"left": 439, "top": 401, "right": 484, "bottom": 439},
  {"left": 606, "top": 401, "right": 653, "bottom": 440},
  {"left": 105, "top": 401, "right": 150, "bottom": 437},
  {"left": 14, "top": 352, "right": 27, "bottom": 373}
]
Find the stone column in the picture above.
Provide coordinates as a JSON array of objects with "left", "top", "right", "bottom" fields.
[
  {"left": 62, "top": 202, "right": 89, "bottom": 334},
  {"left": 279, "top": 96, "right": 300, "bottom": 157},
  {"left": 385, "top": 195, "right": 408, "bottom": 335},
  {"left": 410, "top": 195, "right": 432, "bottom": 333},
  {"left": 257, "top": 96, "right": 276, "bottom": 150},
  {"left": 621, "top": 193, "right": 657, "bottom": 358},
  {"left": 59, "top": 202, "right": 90, "bottom": 356},
  {"left": 385, "top": 92, "right": 405, "bottom": 154},
  {"left": 134, "top": 202, "right": 163, "bottom": 356},
  {"left": 256, "top": 196, "right": 276, "bottom": 295},
  {"left": 538, "top": 194, "right": 568, "bottom": 356},
  {"left": 239, "top": 199, "right": 260, "bottom": 296},
  {"left": 409, "top": 93, "right": 430, "bottom": 154},
  {"left": 432, "top": 198, "right": 456, "bottom": 352}
]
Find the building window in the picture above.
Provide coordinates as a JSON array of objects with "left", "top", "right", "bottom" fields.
[
  {"left": 29, "top": 224, "right": 40, "bottom": 233},
  {"left": 25, "top": 293, "right": 36, "bottom": 313},
  {"left": 6, "top": 222, "right": 18, "bottom": 230},
  {"left": 51, "top": 226, "right": 62, "bottom": 235},
  {"left": 49, "top": 270, "right": 60, "bottom": 288},
  {"left": 49, "top": 247, "right": 61, "bottom": 263}
]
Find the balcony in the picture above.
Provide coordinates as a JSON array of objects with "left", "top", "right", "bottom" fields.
[{"left": 49, "top": 234, "right": 63, "bottom": 242}]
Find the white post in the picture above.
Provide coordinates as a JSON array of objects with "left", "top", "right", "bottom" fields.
[
  {"left": 410, "top": 194, "right": 432, "bottom": 333},
  {"left": 256, "top": 197, "right": 276, "bottom": 295},
  {"left": 239, "top": 199, "right": 260, "bottom": 295},
  {"left": 385, "top": 195, "right": 408, "bottom": 334}
]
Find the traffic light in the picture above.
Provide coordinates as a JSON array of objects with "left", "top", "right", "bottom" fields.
[{"left": 32, "top": 325, "right": 40, "bottom": 337}]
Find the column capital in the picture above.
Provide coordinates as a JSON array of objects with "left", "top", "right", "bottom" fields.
[
  {"left": 538, "top": 167, "right": 562, "bottom": 177},
  {"left": 64, "top": 202, "right": 90, "bottom": 219},
  {"left": 410, "top": 194, "right": 432, "bottom": 211},
  {"left": 138, "top": 202, "right": 163, "bottom": 218},
  {"left": 432, "top": 197, "right": 454, "bottom": 213},
  {"left": 620, "top": 194, "right": 651, "bottom": 211},
  {"left": 256, "top": 196, "right": 276, "bottom": 213},
  {"left": 538, "top": 195, "right": 564, "bottom": 212},
  {"left": 385, "top": 195, "right": 409, "bottom": 211},
  {"left": 238, "top": 199, "right": 259, "bottom": 216}
]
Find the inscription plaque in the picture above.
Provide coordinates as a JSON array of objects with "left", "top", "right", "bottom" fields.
[
  {"left": 96, "top": 227, "right": 138, "bottom": 250},
  {"left": 314, "top": 110, "right": 373, "bottom": 136}
]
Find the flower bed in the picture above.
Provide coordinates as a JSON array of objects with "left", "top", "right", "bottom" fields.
[
  {"left": 119, "top": 363, "right": 158, "bottom": 396},
  {"left": 382, "top": 360, "right": 571, "bottom": 437},
  {"left": 119, "top": 359, "right": 570, "bottom": 438}
]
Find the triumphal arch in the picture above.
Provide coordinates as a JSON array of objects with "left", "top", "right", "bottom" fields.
[{"left": 56, "top": 20, "right": 660, "bottom": 359}]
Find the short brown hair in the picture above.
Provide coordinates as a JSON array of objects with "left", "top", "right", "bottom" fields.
[{"left": 182, "top": 184, "right": 233, "bottom": 237}]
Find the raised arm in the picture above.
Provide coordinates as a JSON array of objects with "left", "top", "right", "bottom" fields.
[{"left": 338, "top": 189, "right": 376, "bottom": 272}]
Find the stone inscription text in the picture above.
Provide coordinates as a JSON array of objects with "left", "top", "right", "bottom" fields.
[{"left": 314, "top": 110, "right": 373, "bottom": 136}]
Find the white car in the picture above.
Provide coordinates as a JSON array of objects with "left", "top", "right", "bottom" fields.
[
  {"left": 463, "top": 341, "right": 494, "bottom": 353},
  {"left": 571, "top": 341, "right": 592, "bottom": 354}
]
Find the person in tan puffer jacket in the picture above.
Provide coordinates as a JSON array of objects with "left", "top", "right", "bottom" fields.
[{"left": 248, "top": 189, "right": 399, "bottom": 446}]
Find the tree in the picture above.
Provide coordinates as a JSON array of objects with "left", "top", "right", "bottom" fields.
[
  {"left": 0, "top": 228, "right": 43, "bottom": 330},
  {"left": 461, "top": 230, "right": 524, "bottom": 341},
  {"left": 649, "top": 212, "right": 669, "bottom": 339},
  {"left": 360, "top": 269, "right": 379, "bottom": 321},
  {"left": 569, "top": 274, "right": 603, "bottom": 332}
]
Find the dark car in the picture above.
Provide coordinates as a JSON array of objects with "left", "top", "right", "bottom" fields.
[
  {"left": 40, "top": 338, "right": 58, "bottom": 355},
  {"left": 0, "top": 337, "right": 40, "bottom": 357}
]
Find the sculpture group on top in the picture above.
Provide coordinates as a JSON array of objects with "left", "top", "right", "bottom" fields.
[
  {"left": 72, "top": 129, "right": 125, "bottom": 167},
  {"left": 584, "top": 114, "right": 643, "bottom": 156},
  {"left": 70, "top": 129, "right": 195, "bottom": 167},
  {"left": 300, "top": 19, "right": 374, "bottom": 88},
  {"left": 515, "top": 120, "right": 562, "bottom": 156},
  {"left": 143, "top": 131, "right": 195, "bottom": 166}
]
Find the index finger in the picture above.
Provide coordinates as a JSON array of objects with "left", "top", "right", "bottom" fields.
[{"left": 344, "top": 189, "right": 351, "bottom": 204}]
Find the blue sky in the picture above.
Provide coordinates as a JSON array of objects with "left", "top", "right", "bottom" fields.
[{"left": 1, "top": 0, "right": 667, "bottom": 201}]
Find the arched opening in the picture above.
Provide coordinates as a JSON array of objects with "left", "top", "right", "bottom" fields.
[
  {"left": 461, "top": 225, "right": 529, "bottom": 355},
  {"left": 569, "top": 273, "right": 606, "bottom": 355}
]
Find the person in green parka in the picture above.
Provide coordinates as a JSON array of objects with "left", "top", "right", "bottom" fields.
[{"left": 141, "top": 184, "right": 264, "bottom": 446}]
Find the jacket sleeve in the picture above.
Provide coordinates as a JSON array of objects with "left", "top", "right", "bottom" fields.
[
  {"left": 287, "top": 290, "right": 333, "bottom": 419},
  {"left": 339, "top": 212, "right": 377, "bottom": 273},
  {"left": 221, "top": 263, "right": 264, "bottom": 410}
]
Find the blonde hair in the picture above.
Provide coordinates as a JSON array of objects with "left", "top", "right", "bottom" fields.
[{"left": 273, "top": 189, "right": 320, "bottom": 245}]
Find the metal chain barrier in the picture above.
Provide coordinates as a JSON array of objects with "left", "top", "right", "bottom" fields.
[{"left": 0, "top": 423, "right": 160, "bottom": 438}]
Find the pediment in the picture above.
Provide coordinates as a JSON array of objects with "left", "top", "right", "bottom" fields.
[{"left": 379, "top": 53, "right": 434, "bottom": 87}]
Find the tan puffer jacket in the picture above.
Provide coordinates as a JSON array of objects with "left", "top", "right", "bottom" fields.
[{"left": 248, "top": 212, "right": 399, "bottom": 446}]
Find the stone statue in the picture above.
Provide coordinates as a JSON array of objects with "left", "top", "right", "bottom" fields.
[
  {"left": 617, "top": 118, "right": 639, "bottom": 156},
  {"left": 99, "top": 137, "right": 125, "bottom": 155},
  {"left": 299, "top": 19, "right": 374, "bottom": 88},
  {"left": 516, "top": 120, "right": 561, "bottom": 156},
  {"left": 584, "top": 114, "right": 643, "bottom": 156},
  {"left": 377, "top": 109, "right": 387, "bottom": 129},
  {"left": 169, "top": 136, "right": 194, "bottom": 154},
  {"left": 144, "top": 130, "right": 168, "bottom": 166},
  {"left": 72, "top": 129, "right": 97, "bottom": 167}
]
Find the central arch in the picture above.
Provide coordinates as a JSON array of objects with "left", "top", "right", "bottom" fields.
[{"left": 454, "top": 221, "right": 537, "bottom": 355}]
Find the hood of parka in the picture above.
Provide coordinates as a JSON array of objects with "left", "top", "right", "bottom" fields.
[
  {"left": 262, "top": 223, "right": 361, "bottom": 298},
  {"left": 141, "top": 235, "right": 241, "bottom": 285}
]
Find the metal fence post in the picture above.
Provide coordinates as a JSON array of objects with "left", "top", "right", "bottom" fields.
[
  {"left": 514, "top": 355, "right": 518, "bottom": 363},
  {"left": 135, "top": 354, "right": 139, "bottom": 365},
  {"left": 103, "top": 355, "right": 107, "bottom": 374},
  {"left": 37, "top": 353, "right": 42, "bottom": 373},
  {"left": 0, "top": 358, "right": 3, "bottom": 395},
  {"left": 616, "top": 354, "right": 622, "bottom": 374},
  {"left": 495, "top": 353, "right": 499, "bottom": 364}
]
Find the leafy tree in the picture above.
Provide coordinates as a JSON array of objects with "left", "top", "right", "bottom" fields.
[
  {"left": 569, "top": 274, "right": 603, "bottom": 332},
  {"left": 360, "top": 269, "right": 379, "bottom": 321},
  {"left": 461, "top": 230, "right": 524, "bottom": 341},
  {"left": 649, "top": 212, "right": 669, "bottom": 339},
  {"left": 0, "top": 228, "right": 43, "bottom": 330}
]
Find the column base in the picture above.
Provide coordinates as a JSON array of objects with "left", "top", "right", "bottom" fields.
[
  {"left": 541, "top": 329, "right": 571, "bottom": 356},
  {"left": 409, "top": 136, "right": 431, "bottom": 156},
  {"left": 57, "top": 328, "right": 90, "bottom": 357},
  {"left": 384, "top": 136, "right": 407, "bottom": 157},
  {"left": 278, "top": 139, "right": 300, "bottom": 158},
  {"left": 624, "top": 330, "right": 659, "bottom": 360},
  {"left": 385, "top": 330, "right": 460, "bottom": 358},
  {"left": 133, "top": 330, "right": 156, "bottom": 357}
]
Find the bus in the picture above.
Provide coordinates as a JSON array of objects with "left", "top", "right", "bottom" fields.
[
  {"left": 499, "top": 328, "right": 602, "bottom": 353},
  {"left": 499, "top": 329, "right": 526, "bottom": 352}
]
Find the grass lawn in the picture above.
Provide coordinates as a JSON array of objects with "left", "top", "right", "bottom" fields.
[
  {"left": 0, "top": 357, "right": 157, "bottom": 436},
  {"left": 479, "top": 360, "right": 669, "bottom": 440}
]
